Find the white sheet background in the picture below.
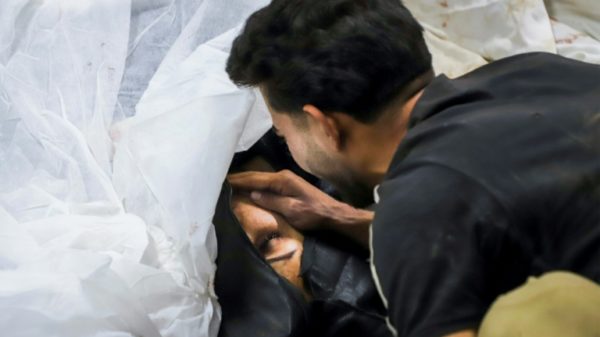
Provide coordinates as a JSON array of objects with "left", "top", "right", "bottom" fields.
[
  {"left": 0, "top": 1, "right": 270, "bottom": 336},
  {"left": 410, "top": 0, "right": 600, "bottom": 76},
  {"left": 0, "top": 1, "right": 598, "bottom": 336}
]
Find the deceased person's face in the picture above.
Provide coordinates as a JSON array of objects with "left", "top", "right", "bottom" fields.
[{"left": 231, "top": 193, "right": 308, "bottom": 297}]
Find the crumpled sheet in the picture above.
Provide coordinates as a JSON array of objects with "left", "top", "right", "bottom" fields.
[
  {"left": 0, "top": 0, "right": 599, "bottom": 336},
  {"left": 411, "top": 0, "right": 600, "bottom": 78},
  {"left": 0, "top": 0, "right": 269, "bottom": 336}
]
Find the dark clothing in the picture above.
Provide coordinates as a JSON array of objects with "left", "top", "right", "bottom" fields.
[
  {"left": 301, "top": 236, "right": 393, "bottom": 337},
  {"left": 214, "top": 183, "right": 309, "bottom": 337},
  {"left": 371, "top": 53, "right": 600, "bottom": 337},
  {"left": 214, "top": 181, "right": 392, "bottom": 337}
]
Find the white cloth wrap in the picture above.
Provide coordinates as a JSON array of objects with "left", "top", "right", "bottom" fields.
[{"left": 0, "top": 1, "right": 269, "bottom": 336}]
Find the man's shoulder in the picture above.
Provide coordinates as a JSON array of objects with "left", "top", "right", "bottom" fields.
[
  {"left": 375, "top": 162, "right": 496, "bottom": 213},
  {"left": 462, "top": 52, "right": 600, "bottom": 80},
  {"left": 390, "top": 52, "right": 600, "bottom": 197}
]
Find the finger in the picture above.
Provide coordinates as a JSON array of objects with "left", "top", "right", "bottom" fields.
[
  {"left": 250, "top": 191, "right": 296, "bottom": 215},
  {"left": 228, "top": 171, "right": 278, "bottom": 186},
  {"left": 229, "top": 170, "right": 302, "bottom": 196},
  {"left": 228, "top": 171, "right": 282, "bottom": 192}
]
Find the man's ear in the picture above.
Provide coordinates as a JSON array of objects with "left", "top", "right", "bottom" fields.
[{"left": 303, "top": 104, "right": 343, "bottom": 151}]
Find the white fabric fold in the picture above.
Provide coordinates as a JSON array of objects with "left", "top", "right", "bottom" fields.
[{"left": 1, "top": 1, "right": 269, "bottom": 336}]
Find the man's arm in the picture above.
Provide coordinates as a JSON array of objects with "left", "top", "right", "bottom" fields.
[{"left": 228, "top": 170, "right": 373, "bottom": 248}]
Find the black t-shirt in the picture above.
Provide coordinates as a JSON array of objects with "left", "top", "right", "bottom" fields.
[{"left": 371, "top": 53, "right": 600, "bottom": 337}]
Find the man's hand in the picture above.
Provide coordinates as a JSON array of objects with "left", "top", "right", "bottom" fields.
[
  {"left": 228, "top": 170, "right": 343, "bottom": 230},
  {"left": 228, "top": 170, "right": 373, "bottom": 248}
]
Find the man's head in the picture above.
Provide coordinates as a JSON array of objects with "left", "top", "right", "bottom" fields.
[{"left": 227, "top": 0, "right": 431, "bottom": 200}]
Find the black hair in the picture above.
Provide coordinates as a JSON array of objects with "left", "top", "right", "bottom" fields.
[{"left": 227, "top": 0, "right": 432, "bottom": 123}]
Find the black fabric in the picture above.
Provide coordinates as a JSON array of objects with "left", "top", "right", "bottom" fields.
[
  {"left": 371, "top": 53, "right": 600, "bottom": 337},
  {"left": 300, "top": 236, "right": 393, "bottom": 337},
  {"left": 221, "top": 128, "right": 388, "bottom": 337},
  {"left": 213, "top": 182, "right": 309, "bottom": 337},
  {"left": 214, "top": 182, "right": 392, "bottom": 337}
]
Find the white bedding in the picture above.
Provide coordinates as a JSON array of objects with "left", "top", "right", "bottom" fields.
[
  {"left": 410, "top": 0, "right": 600, "bottom": 77},
  {"left": 0, "top": 0, "right": 598, "bottom": 336}
]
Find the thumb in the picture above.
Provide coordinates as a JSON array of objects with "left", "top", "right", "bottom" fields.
[{"left": 250, "top": 191, "right": 294, "bottom": 215}]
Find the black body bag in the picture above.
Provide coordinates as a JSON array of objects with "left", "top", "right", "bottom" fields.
[
  {"left": 213, "top": 182, "right": 309, "bottom": 337},
  {"left": 213, "top": 130, "right": 392, "bottom": 337}
]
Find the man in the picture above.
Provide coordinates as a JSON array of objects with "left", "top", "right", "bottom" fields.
[{"left": 226, "top": 0, "right": 600, "bottom": 336}]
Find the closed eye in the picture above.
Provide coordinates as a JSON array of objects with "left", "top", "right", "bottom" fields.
[
  {"left": 266, "top": 249, "right": 297, "bottom": 264},
  {"left": 258, "top": 231, "right": 281, "bottom": 255},
  {"left": 258, "top": 232, "right": 297, "bottom": 264}
]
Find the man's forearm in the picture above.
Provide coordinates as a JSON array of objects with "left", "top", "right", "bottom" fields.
[{"left": 326, "top": 203, "right": 373, "bottom": 249}]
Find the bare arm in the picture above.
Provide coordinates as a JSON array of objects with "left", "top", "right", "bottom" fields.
[
  {"left": 444, "top": 330, "right": 476, "bottom": 337},
  {"left": 228, "top": 170, "right": 373, "bottom": 248}
]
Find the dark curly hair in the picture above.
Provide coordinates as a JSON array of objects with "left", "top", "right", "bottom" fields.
[{"left": 226, "top": 0, "right": 432, "bottom": 123}]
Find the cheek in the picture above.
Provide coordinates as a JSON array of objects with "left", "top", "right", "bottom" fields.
[
  {"left": 284, "top": 135, "right": 313, "bottom": 172},
  {"left": 270, "top": 242, "right": 304, "bottom": 287}
]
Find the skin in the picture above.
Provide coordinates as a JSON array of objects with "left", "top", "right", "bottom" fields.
[
  {"left": 231, "top": 193, "right": 310, "bottom": 300},
  {"left": 230, "top": 157, "right": 311, "bottom": 298},
  {"left": 228, "top": 74, "right": 475, "bottom": 337},
  {"left": 230, "top": 169, "right": 374, "bottom": 248}
]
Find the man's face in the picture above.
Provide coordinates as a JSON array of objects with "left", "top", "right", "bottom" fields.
[
  {"left": 260, "top": 88, "right": 336, "bottom": 180},
  {"left": 270, "top": 111, "right": 319, "bottom": 174},
  {"left": 231, "top": 194, "right": 309, "bottom": 297},
  {"left": 270, "top": 110, "right": 373, "bottom": 206}
]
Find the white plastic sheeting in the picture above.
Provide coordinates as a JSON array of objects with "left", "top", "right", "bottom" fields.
[
  {"left": 1, "top": 0, "right": 599, "bottom": 336},
  {"left": 0, "top": 0, "right": 270, "bottom": 336}
]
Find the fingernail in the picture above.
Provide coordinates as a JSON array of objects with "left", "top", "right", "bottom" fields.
[{"left": 250, "top": 191, "right": 261, "bottom": 200}]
